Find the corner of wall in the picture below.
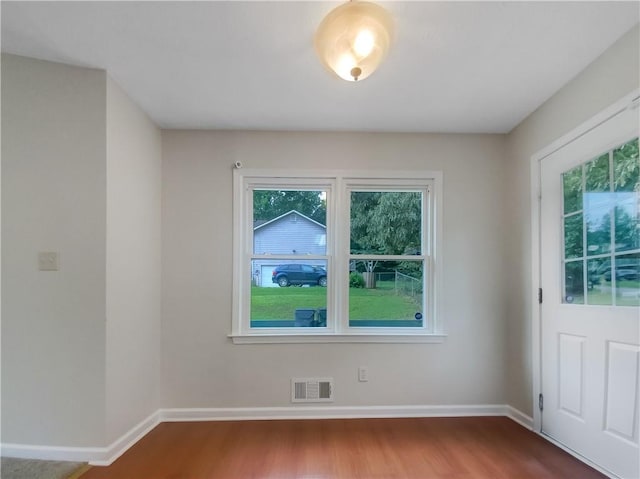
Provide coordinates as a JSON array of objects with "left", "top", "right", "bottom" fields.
[
  {"left": 503, "top": 24, "right": 640, "bottom": 417},
  {"left": 105, "top": 74, "right": 162, "bottom": 444}
]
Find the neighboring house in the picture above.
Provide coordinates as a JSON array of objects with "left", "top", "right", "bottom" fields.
[{"left": 253, "top": 210, "right": 326, "bottom": 287}]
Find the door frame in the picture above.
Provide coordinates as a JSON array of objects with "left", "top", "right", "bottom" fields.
[{"left": 530, "top": 89, "right": 639, "bottom": 437}]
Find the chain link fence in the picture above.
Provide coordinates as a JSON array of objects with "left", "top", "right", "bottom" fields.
[{"left": 394, "top": 271, "right": 422, "bottom": 304}]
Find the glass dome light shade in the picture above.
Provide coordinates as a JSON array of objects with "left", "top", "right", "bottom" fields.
[{"left": 315, "top": 1, "right": 393, "bottom": 82}]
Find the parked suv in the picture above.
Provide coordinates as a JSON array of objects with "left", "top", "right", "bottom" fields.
[
  {"left": 272, "top": 264, "right": 327, "bottom": 287},
  {"left": 604, "top": 267, "right": 640, "bottom": 282},
  {"left": 590, "top": 259, "right": 640, "bottom": 287}
]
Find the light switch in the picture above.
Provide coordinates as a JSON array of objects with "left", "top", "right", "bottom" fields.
[{"left": 38, "top": 252, "right": 59, "bottom": 271}]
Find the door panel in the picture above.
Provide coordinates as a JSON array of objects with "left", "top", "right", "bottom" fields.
[
  {"left": 604, "top": 342, "right": 639, "bottom": 442},
  {"left": 558, "top": 333, "right": 585, "bottom": 418},
  {"left": 540, "top": 104, "right": 639, "bottom": 478}
]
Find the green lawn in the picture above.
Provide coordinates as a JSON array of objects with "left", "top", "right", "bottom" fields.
[
  {"left": 250, "top": 286, "right": 326, "bottom": 320},
  {"left": 349, "top": 286, "right": 421, "bottom": 320},
  {"left": 250, "top": 284, "right": 421, "bottom": 321},
  {"left": 571, "top": 282, "right": 640, "bottom": 306}
]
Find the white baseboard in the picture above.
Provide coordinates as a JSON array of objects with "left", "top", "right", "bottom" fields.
[
  {"left": 90, "top": 410, "right": 161, "bottom": 466},
  {"left": 505, "top": 406, "right": 534, "bottom": 430},
  {"left": 1, "top": 405, "right": 532, "bottom": 465},
  {"left": 159, "top": 404, "right": 509, "bottom": 422},
  {"left": 0, "top": 410, "right": 160, "bottom": 466}
]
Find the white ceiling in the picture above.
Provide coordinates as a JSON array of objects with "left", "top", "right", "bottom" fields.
[{"left": 2, "top": 1, "right": 638, "bottom": 133}]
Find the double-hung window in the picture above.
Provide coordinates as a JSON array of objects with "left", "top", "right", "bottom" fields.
[{"left": 231, "top": 169, "right": 444, "bottom": 343}]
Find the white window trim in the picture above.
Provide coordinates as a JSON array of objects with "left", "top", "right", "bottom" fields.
[{"left": 231, "top": 168, "right": 446, "bottom": 344}]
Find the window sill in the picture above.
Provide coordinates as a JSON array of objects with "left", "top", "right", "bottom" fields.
[{"left": 228, "top": 333, "right": 447, "bottom": 344}]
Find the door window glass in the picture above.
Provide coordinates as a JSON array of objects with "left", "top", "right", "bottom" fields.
[
  {"left": 561, "top": 137, "right": 639, "bottom": 306},
  {"left": 615, "top": 253, "right": 640, "bottom": 307}
]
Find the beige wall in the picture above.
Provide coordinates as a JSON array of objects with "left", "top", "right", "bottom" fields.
[
  {"left": 1, "top": 55, "right": 163, "bottom": 449},
  {"left": 504, "top": 25, "right": 640, "bottom": 414},
  {"left": 105, "top": 78, "right": 162, "bottom": 444},
  {"left": 1, "top": 54, "right": 108, "bottom": 446},
  {"left": 161, "top": 131, "right": 508, "bottom": 408}
]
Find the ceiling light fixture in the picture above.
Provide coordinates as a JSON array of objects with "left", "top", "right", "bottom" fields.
[{"left": 314, "top": 1, "right": 393, "bottom": 82}]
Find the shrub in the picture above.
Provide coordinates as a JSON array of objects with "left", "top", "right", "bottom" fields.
[{"left": 349, "top": 272, "right": 365, "bottom": 288}]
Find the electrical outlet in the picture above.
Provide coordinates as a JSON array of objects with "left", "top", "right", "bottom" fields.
[{"left": 358, "top": 367, "right": 368, "bottom": 382}]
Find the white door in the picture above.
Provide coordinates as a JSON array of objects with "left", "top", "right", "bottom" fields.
[{"left": 540, "top": 103, "right": 639, "bottom": 478}]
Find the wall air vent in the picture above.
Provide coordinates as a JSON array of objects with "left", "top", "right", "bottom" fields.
[{"left": 291, "top": 378, "right": 334, "bottom": 403}]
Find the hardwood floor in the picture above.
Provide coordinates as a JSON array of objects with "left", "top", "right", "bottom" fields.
[{"left": 80, "top": 417, "right": 605, "bottom": 479}]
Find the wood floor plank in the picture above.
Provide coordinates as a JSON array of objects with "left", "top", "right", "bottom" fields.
[{"left": 80, "top": 417, "right": 606, "bottom": 479}]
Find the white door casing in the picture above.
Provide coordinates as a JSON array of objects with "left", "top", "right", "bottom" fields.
[{"left": 539, "top": 101, "right": 639, "bottom": 478}]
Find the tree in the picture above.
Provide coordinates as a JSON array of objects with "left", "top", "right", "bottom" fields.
[
  {"left": 564, "top": 214, "right": 583, "bottom": 259},
  {"left": 350, "top": 191, "right": 421, "bottom": 255},
  {"left": 350, "top": 192, "right": 381, "bottom": 253},
  {"left": 585, "top": 154, "right": 610, "bottom": 192},
  {"left": 563, "top": 137, "right": 639, "bottom": 210},
  {"left": 613, "top": 138, "right": 639, "bottom": 192},
  {"left": 615, "top": 206, "right": 639, "bottom": 251},
  {"left": 350, "top": 192, "right": 383, "bottom": 274},
  {"left": 370, "top": 192, "right": 422, "bottom": 255},
  {"left": 563, "top": 165, "right": 582, "bottom": 213},
  {"left": 586, "top": 210, "right": 611, "bottom": 255},
  {"left": 253, "top": 190, "right": 326, "bottom": 224},
  {"left": 584, "top": 207, "right": 639, "bottom": 255},
  {"left": 350, "top": 191, "right": 422, "bottom": 275}
]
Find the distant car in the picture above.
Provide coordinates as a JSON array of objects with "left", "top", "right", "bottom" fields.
[
  {"left": 272, "top": 264, "right": 327, "bottom": 287},
  {"left": 591, "top": 263, "right": 640, "bottom": 284},
  {"left": 604, "top": 268, "right": 640, "bottom": 282}
]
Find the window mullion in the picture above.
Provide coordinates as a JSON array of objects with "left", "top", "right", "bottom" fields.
[{"left": 334, "top": 176, "right": 349, "bottom": 333}]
